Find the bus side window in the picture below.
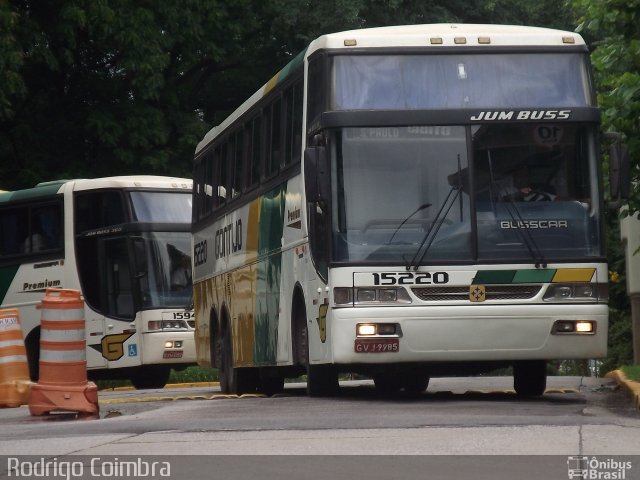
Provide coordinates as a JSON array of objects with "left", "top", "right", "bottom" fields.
[
  {"left": 75, "top": 192, "right": 126, "bottom": 232},
  {"left": 214, "top": 145, "right": 227, "bottom": 207},
  {"left": 230, "top": 129, "right": 244, "bottom": 199},
  {"left": 32, "top": 204, "right": 62, "bottom": 251},
  {"left": 0, "top": 207, "right": 28, "bottom": 257},
  {"left": 246, "top": 115, "right": 262, "bottom": 189},
  {"left": 284, "top": 80, "right": 303, "bottom": 167},
  {"left": 266, "top": 98, "right": 281, "bottom": 177}
]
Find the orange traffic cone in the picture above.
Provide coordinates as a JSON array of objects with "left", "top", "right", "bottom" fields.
[
  {"left": 0, "top": 309, "right": 31, "bottom": 407},
  {"left": 28, "top": 288, "right": 99, "bottom": 416}
]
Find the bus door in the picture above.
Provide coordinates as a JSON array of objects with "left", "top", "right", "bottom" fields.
[{"left": 98, "top": 236, "right": 141, "bottom": 369}]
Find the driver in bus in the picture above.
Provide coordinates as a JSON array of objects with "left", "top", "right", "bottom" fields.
[
  {"left": 502, "top": 166, "right": 556, "bottom": 202},
  {"left": 169, "top": 246, "right": 192, "bottom": 291}
]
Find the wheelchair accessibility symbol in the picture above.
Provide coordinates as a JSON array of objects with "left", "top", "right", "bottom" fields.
[{"left": 128, "top": 344, "right": 138, "bottom": 357}]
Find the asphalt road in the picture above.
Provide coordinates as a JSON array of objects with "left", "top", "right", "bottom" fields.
[{"left": 0, "top": 376, "right": 639, "bottom": 479}]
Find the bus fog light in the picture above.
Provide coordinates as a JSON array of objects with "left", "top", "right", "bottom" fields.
[
  {"left": 334, "top": 287, "right": 353, "bottom": 305},
  {"left": 148, "top": 321, "right": 161, "bottom": 331},
  {"left": 174, "top": 340, "right": 183, "bottom": 348},
  {"left": 554, "top": 321, "right": 575, "bottom": 333},
  {"left": 357, "top": 324, "right": 376, "bottom": 336},
  {"left": 378, "top": 289, "right": 397, "bottom": 302},
  {"left": 357, "top": 289, "right": 376, "bottom": 302},
  {"left": 575, "top": 321, "right": 594, "bottom": 333},
  {"left": 164, "top": 340, "right": 174, "bottom": 348},
  {"left": 552, "top": 320, "right": 595, "bottom": 334},
  {"left": 377, "top": 324, "right": 396, "bottom": 335}
]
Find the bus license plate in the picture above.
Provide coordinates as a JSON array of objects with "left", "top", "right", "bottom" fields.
[
  {"left": 354, "top": 338, "right": 399, "bottom": 353},
  {"left": 163, "top": 350, "right": 183, "bottom": 359}
]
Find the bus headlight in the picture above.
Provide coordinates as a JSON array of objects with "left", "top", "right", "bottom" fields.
[
  {"left": 148, "top": 320, "right": 190, "bottom": 331},
  {"left": 356, "top": 323, "right": 398, "bottom": 336},
  {"left": 334, "top": 287, "right": 412, "bottom": 305},
  {"left": 543, "top": 283, "right": 608, "bottom": 302},
  {"left": 552, "top": 320, "right": 595, "bottom": 334}
]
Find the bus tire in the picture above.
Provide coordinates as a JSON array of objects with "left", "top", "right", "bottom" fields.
[
  {"left": 259, "top": 370, "right": 285, "bottom": 396},
  {"left": 130, "top": 365, "right": 171, "bottom": 390},
  {"left": 513, "top": 360, "right": 547, "bottom": 396},
  {"left": 307, "top": 363, "right": 339, "bottom": 397},
  {"left": 403, "top": 376, "right": 430, "bottom": 395},
  {"left": 292, "top": 290, "right": 338, "bottom": 397},
  {"left": 373, "top": 374, "right": 402, "bottom": 394},
  {"left": 25, "top": 328, "right": 40, "bottom": 382},
  {"left": 219, "top": 319, "right": 258, "bottom": 395}
]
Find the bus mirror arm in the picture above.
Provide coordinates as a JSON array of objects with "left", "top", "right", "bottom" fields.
[
  {"left": 131, "top": 237, "right": 148, "bottom": 278},
  {"left": 605, "top": 132, "right": 630, "bottom": 209},
  {"left": 304, "top": 146, "right": 329, "bottom": 205}
]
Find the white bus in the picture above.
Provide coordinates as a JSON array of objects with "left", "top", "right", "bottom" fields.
[
  {"left": 192, "top": 24, "right": 624, "bottom": 396},
  {"left": 0, "top": 176, "right": 196, "bottom": 389}
]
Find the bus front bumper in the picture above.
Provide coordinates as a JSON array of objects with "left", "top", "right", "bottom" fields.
[
  {"left": 330, "top": 304, "right": 608, "bottom": 365},
  {"left": 140, "top": 331, "right": 197, "bottom": 365}
]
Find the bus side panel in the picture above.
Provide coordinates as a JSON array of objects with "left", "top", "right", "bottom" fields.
[
  {"left": 277, "top": 177, "right": 306, "bottom": 364},
  {"left": 0, "top": 261, "right": 64, "bottom": 338}
]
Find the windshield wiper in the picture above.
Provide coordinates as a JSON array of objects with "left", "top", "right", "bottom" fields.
[
  {"left": 485, "top": 151, "right": 546, "bottom": 268},
  {"left": 499, "top": 188, "right": 547, "bottom": 268},
  {"left": 387, "top": 203, "right": 431, "bottom": 244},
  {"left": 406, "top": 186, "right": 461, "bottom": 271}
]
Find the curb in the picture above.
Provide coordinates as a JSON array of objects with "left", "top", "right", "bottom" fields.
[
  {"left": 605, "top": 369, "right": 640, "bottom": 410},
  {"left": 99, "top": 381, "right": 220, "bottom": 392}
]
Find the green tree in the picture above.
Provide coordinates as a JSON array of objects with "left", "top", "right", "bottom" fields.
[
  {"left": 572, "top": 0, "right": 640, "bottom": 369},
  {"left": 0, "top": 0, "right": 576, "bottom": 190},
  {"left": 0, "top": 0, "right": 291, "bottom": 189},
  {"left": 573, "top": 0, "right": 640, "bottom": 209}
]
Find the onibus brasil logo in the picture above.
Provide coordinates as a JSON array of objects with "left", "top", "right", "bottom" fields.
[{"left": 567, "top": 456, "right": 633, "bottom": 479}]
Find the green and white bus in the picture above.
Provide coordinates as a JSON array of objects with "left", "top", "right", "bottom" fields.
[
  {"left": 192, "top": 24, "right": 618, "bottom": 396},
  {"left": 0, "top": 176, "right": 195, "bottom": 389}
]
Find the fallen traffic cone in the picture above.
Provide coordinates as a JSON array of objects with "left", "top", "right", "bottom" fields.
[
  {"left": 28, "top": 288, "right": 99, "bottom": 417},
  {"left": 0, "top": 309, "right": 31, "bottom": 408}
]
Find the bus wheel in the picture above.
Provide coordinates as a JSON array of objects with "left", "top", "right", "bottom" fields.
[
  {"left": 294, "top": 298, "right": 339, "bottom": 397},
  {"left": 307, "top": 363, "right": 339, "bottom": 397},
  {"left": 403, "top": 376, "right": 430, "bottom": 395},
  {"left": 130, "top": 365, "right": 171, "bottom": 390},
  {"left": 259, "top": 370, "right": 285, "bottom": 396},
  {"left": 513, "top": 360, "right": 547, "bottom": 396},
  {"left": 219, "top": 323, "right": 258, "bottom": 395},
  {"left": 25, "top": 329, "right": 40, "bottom": 382},
  {"left": 373, "top": 374, "right": 402, "bottom": 394}
]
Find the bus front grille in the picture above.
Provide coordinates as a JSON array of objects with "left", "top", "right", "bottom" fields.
[{"left": 411, "top": 285, "right": 542, "bottom": 302}]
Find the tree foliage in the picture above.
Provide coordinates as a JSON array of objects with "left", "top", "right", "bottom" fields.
[
  {"left": 573, "top": 0, "right": 640, "bottom": 209},
  {"left": 0, "top": 0, "right": 575, "bottom": 190}
]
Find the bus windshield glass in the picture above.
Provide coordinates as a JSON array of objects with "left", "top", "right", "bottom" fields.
[
  {"left": 130, "top": 191, "right": 192, "bottom": 223},
  {"left": 332, "top": 53, "right": 593, "bottom": 110},
  {"left": 136, "top": 231, "right": 193, "bottom": 309},
  {"left": 331, "top": 124, "right": 601, "bottom": 265}
]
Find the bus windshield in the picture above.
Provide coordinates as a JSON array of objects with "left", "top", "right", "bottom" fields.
[
  {"left": 136, "top": 231, "right": 193, "bottom": 309},
  {"left": 130, "top": 191, "right": 192, "bottom": 223},
  {"left": 331, "top": 124, "right": 601, "bottom": 265},
  {"left": 332, "top": 53, "right": 593, "bottom": 110}
]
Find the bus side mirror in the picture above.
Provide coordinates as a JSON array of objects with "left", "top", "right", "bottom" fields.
[
  {"left": 304, "top": 145, "right": 329, "bottom": 204},
  {"left": 131, "top": 237, "right": 148, "bottom": 278},
  {"left": 606, "top": 132, "right": 631, "bottom": 203}
]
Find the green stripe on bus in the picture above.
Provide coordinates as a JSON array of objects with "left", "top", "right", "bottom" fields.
[
  {"left": 512, "top": 269, "right": 556, "bottom": 283},
  {"left": 276, "top": 48, "right": 307, "bottom": 85},
  {"left": 254, "top": 185, "right": 286, "bottom": 364},
  {"left": 474, "top": 269, "right": 558, "bottom": 284},
  {"left": 472, "top": 270, "right": 516, "bottom": 284},
  {"left": 0, "top": 265, "right": 20, "bottom": 302},
  {"left": 0, "top": 182, "right": 63, "bottom": 204}
]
